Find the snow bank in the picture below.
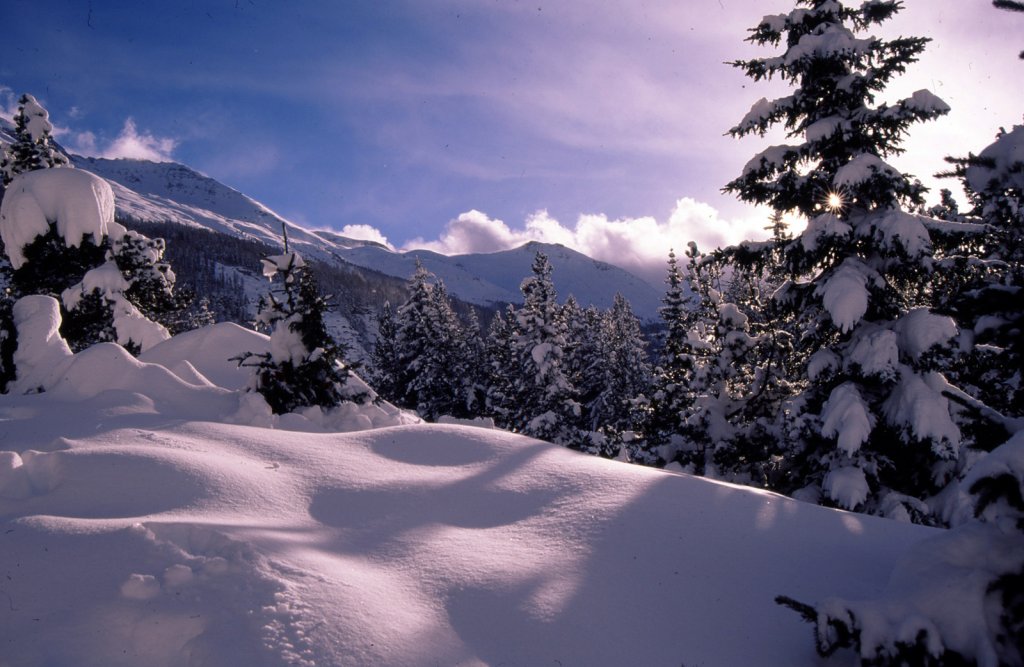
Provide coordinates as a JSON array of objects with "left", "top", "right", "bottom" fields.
[
  {"left": 0, "top": 168, "right": 116, "bottom": 269},
  {"left": 0, "top": 396, "right": 936, "bottom": 666},
  {"left": 9, "top": 296, "right": 73, "bottom": 394}
]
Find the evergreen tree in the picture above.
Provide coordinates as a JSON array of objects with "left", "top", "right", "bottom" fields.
[
  {"left": 371, "top": 301, "right": 401, "bottom": 402},
  {"left": 643, "top": 249, "right": 692, "bottom": 463},
  {"left": 237, "top": 251, "right": 364, "bottom": 414},
  {"left": 509, "top": 252, "right": 583, "bottom": 447},
  {"left": 596, "top": 293, "right": 652, "bottom": 437},
  {"left": 458, "top": 307, "right": 488, "bottom": 418},
  {"left": 725, "top": 0, "right": 960, "bottom": 522},
  {"left": 1, "top": 94, "right": 69, "bottom": 187},
  {"left": 484, "top": 305, "right": 518, "bottom": 426},
  {"left": 937, "top": 125, "right": 1024, "bottom": 421},
  {"left": 391, "top": 263, "right": 467, "bottom": 420}
]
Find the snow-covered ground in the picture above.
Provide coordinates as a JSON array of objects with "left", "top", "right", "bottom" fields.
[{"left": 0, "top": 320, "right": 936, "bottom": 666}]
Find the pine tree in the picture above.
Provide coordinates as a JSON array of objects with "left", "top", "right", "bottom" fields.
[
  {"left": 725, "top": 0, "right": 960, "bottom": 522},
  {"left": 237, "top": 251, "right": 364, "bottom": 414},
  {"left": 937, "top": 125, "right": 1024, "bottom": 421},
  {"left": 643, "top": 249, "right": 692, "bottom": 463},
  {"left": 391, "top": 263, "right": 466, "bottom": 420},
  {"left": 371, "top": 300, "right": 402, "bottom": 403},
  {"left": 509, "top": 252, "right": 582, "bottom": 447},
  {"left": 1, "top": 94, "right": 69, "bottom": 187},
  {"left": 596, "top": 293, "right": 652, "bottom": 438},
  {"left": 484, "top": 305, "right": 518, "bottom": 427}
]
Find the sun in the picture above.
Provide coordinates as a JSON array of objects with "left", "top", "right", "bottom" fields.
[{"left": 825, "top": 191, "right": 844, "bottom": 213}]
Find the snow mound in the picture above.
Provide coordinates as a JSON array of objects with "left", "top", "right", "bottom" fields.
[{"left": 0, "top": 168, "right": 116, "bottom": 269}]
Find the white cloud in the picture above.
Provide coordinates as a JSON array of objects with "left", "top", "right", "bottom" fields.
[
  {"left": 402, "top": 198, "right": 786, "bottom": 285},
  {"left": 339, "top": 224, "right": 393, "bottom": 249},
  {"left": 100, "top": 118, "right": 177, "bottom": 162}
]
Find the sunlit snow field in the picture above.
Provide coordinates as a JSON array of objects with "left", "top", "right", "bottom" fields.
[{"left": 0, "top": 320, "right": 934, "bottom": 666}]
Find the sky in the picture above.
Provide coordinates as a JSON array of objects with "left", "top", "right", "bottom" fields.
[{"left": 3, "top": 0, "right": 1022, "bottom": 280}]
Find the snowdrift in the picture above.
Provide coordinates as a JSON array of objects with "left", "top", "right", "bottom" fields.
[{"left": 0, "top": 323, "right": 936, "bottom": 666}]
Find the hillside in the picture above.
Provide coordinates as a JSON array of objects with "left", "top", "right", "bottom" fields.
[
  {"left": 69, "top": 156, "right": 666, "bottom": 321},
  {"left": 0, "top": 321, "right": 934, "bottom": 666}
]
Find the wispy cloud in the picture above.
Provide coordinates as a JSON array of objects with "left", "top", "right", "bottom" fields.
[
  {"left": 101, "top": 118, "right": 177, "bottom": 162},
  {"left": 61, "top": 117, "right": 178, "bottom": 162}
]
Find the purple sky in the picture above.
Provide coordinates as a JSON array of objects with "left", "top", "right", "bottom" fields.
[{"left": 3, "top": 0, "right": 1021, "bottom": 280}]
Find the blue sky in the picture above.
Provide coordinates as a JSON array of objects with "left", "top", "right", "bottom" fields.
[{"left": 3, "top": 0, "right": 1021, "bottom": 279}]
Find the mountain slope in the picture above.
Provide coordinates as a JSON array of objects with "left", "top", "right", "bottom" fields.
[{"left": 69, "top": 156, "right": 666, "bottom": 319}]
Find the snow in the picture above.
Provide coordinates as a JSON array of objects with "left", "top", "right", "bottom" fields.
[
  {"left": 9, "top": 296, "right": 73, "bottom": 394},
  {"left": 833, "top": 153, "right": 900, "bottom": 189},
  {"left": 0, "top": 321, "right": 940, "bottom": 666},
  {"left": 61, "top": 260, "right": 172, "bottom": 352},
  {"left": 965, "top": 124, "right": 1024, "bottom": 193},
  {"left": 820, "top": 521, "right": 1022, "bottom": 666},
  {"left": 783, "top": 26, "right": 873, "bottom": 66},
  {"left": 894, "top": 308, "right": 957, "bottom": 360},
  {"left": 758, "top": 13, "right": 787, "bottom": 34},
  {"left": 800, "top": 212, "right": 851, "bottom": 253},
  {"left": 0, "top": 168, "right": 117, "bottom": 269},
  {"left": 741, "top": 143, "right": 794, "bottom": 175},
  {"left": 897, "top": 89, "right": 951, "bottom": 116},
  {"left": 882, "top": 372, "right": 961, "bottom": 457},
  {"left": 733, "top": 97, "right": 777, "bottom": 134},
  {"left": 818, "top": 258, "right": 871, "bottom": 333},
  {"left": 821, "top": 382, "right": 875, "bottom": 455},
  {"left": 824, "top": 465, "right": 870, "bottom": 510},
  {"left": 805, "top": 116, "right": 842, "bottom": 143},
  {"left": 866, "top": 209, "right": 932, "bottom": 259},
  {"left": 18, "top": 94, "right": 56, "bottom": 141},
  {"left": 845, "top": 325, "right": 899, "bottom": 379}
]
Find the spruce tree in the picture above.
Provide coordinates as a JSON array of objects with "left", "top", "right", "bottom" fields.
[
  {"left": 643, "top": 249, "right": 692, "bottom": 464},
  {"left": 725, "top": 0, "right": 959, "bottom": 521},
  {"left": 237, "top": 251, "right": 364, "bottom": 414},
  {"left": 391, "top": 263, "right": 466, "bottom": 420},
  {"left": 1, "top": 94, "right": 68, "bottom": 187},
  {"left": 484, "top": 305, "right": 518, "bottom": 427},
  {"left": 596, "top": 293, "right": 652, "bottom": 438},
  {"left": 371, "top": 301, "right": 402, "bottom": 403},
  {"left": 509, "top": 252, "right": 582, "bottom": 447}
]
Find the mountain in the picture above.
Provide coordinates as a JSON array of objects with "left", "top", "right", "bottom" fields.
[{"left": 68, "top": 157, "right": 666, "bottom": 321}]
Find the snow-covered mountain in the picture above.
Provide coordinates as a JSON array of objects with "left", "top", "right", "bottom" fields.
[{"left": 69, "top": 157, "right": 666, "bottom": 320}]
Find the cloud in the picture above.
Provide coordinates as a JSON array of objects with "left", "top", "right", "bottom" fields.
[
  {"left": 100, "top": 118, "right": 177, "bottom": 162},
  {"left": 338, "top": 224, "right": 393, "bottom": 249},
  {"left": 402, "top": 198, "right": 785, "bottom": 285}
]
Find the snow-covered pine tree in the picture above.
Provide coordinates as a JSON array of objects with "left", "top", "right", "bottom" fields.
[
  {"left": 391, "top": 262, "right": 467, "bottom": 420},
  {"left": 725, "top": 0, "right": 960, "bottom": 522},
  {"left": 425, "top": 279, "right": 469, "bottom": 419},
  {"left": 642, "top": 249, "right": 692, "bottom": 464},
  {"left": 237, "top": 250, "right": 364, "bottom": 414},
  {"left": 937, "top": 125, "right": 1024, "bottom": 422},
  {"left": 371, "top": 300, "right": 402, "bottom": 403},
  {"left": 1, "top": 164, "right": 171, "bottom": 354},
  {"left": 509, "top": 252, "right": 583, "bottom": 447},
  {"left": 483, "top": 305, "right": 518, "bottom": 427},
  {"left": 457, "top": 307, "right": 488, "bottom": 418},
  {"left": 1, "top": 94, "right": 69, "bottom": 188},
  {"left": 562, "top": 296, "right": 603, "bottom": 424},
  {"left": 596, "top": 293, "right": 652, "bottom": 438}
]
